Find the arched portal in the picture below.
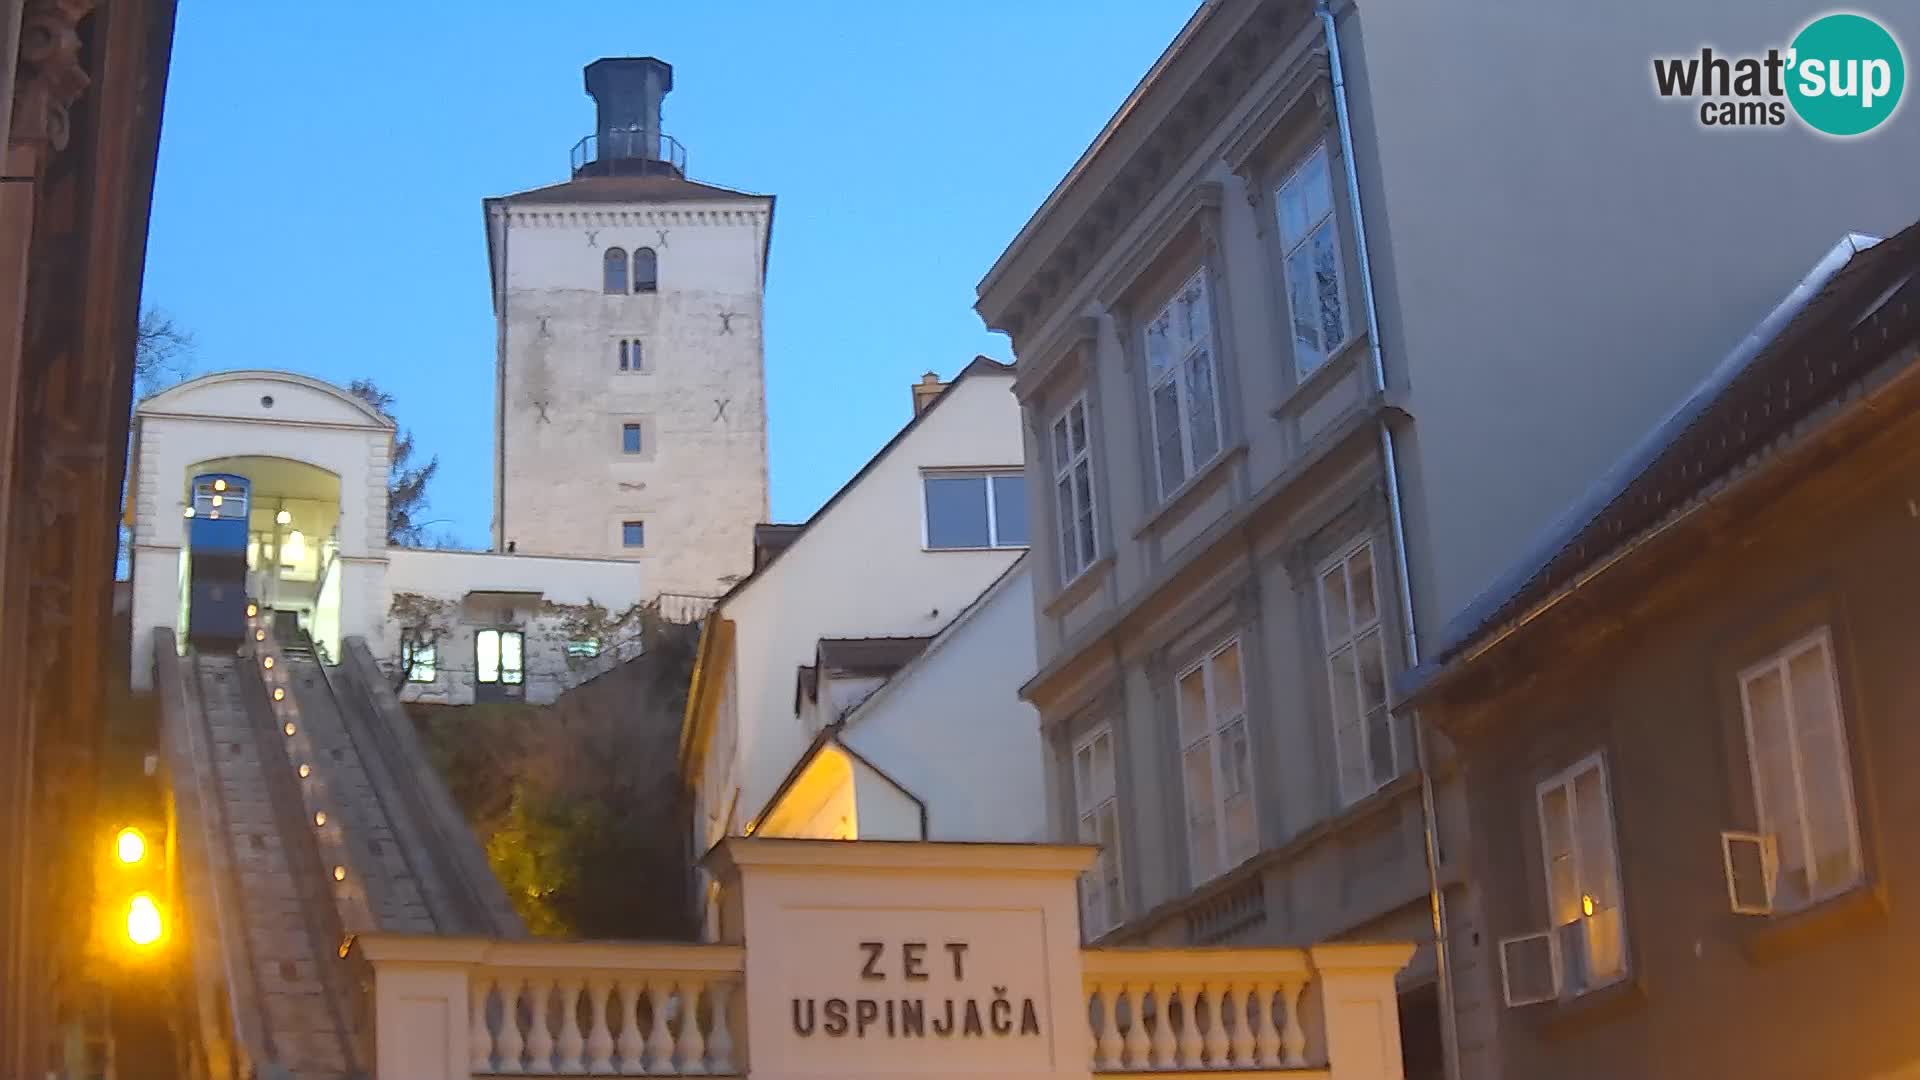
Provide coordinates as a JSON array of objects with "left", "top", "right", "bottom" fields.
[{"left": 181, "top": 455, "right": 345, "bottom": 661}]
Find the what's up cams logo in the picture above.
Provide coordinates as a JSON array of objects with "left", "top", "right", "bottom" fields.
[{"left": 1653, "top": 12, "right": 1905, "bottom": 136}]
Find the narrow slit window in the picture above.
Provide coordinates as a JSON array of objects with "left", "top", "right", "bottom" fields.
[{"left": 618, "top": 339, "right": 644, "bottom": 372}]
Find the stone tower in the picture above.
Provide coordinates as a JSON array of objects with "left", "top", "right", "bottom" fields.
[{"left": 483, "top": 57, "right": 772, "bottom": 600}]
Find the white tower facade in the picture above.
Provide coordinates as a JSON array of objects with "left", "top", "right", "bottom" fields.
[{"left": 485, "top": 57, "right": 771, "bottom": 600}]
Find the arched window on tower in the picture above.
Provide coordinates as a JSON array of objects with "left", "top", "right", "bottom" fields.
[
  {"left": 603, "top": 247, "right": 628, "bottom": 294},
  {"left": 633, "top": 247, "right": 658, "bottom": 294}
]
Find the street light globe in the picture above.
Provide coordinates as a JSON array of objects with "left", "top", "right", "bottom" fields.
[
  {"left": 115, "top": 827, "right": 146, "bottom": 865},
  {"left": 126, "top": 893, "right": 163, "bottom": 946},
  {"left": 275, "top": 509, "right": 292, "bottom": 526}
]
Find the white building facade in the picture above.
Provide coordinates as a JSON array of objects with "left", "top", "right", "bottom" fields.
[{"left": 485, "top": 57, "right": 771, "bottom": 601}]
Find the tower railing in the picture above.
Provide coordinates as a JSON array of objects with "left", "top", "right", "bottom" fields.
[{"left": 571, "top": 131, "right": 688, "bottom": 177}]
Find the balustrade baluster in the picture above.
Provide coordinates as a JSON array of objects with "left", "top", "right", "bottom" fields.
[
  {"left": 1122, "top": 984, "right": 1151, "bottom": 1069},
  {"left": 1150, "top": 983, "right": 1178, "bottom": 1070},
  {"left": 646, "top": 981, "right": 676, "bottom": 1073},
  {"left": 706, "top": 981, "right": 736, "bottom": 1075},
  {"left": 498, "top": 977, "right": 527, "bottom": 1075},
  {"left": 1200, "top": 982, "right": 1228, "bottom": 1066},
  {"left": 1093, "top": 982, "right": 1122, "bottom": 1070},
  {"left": 526, "top": 976, "right": 556, "bottom": 1074},
  {"left": 615, "top": 980, "right": 646, "bottom": 1075},
  {"left": 557, "top": 978, "right": 586, "bottom": 1073},
  {"left": 1250, "top": 981, "right": 1280, "bottom": 1067},
  {"left": 585, "top": 978, "right": 615, "bottom": 1075},
  {"left": 1175, "top": 981, "right": 1203, "bottom": 1069},
  {"left": 677, "top": 979, "right": 708, "bottom": 1075},
  {"left": 1279, "top": 978, "right": 1307, "bottom": 1067},
  {"left": 1227, "top": 983, "right": 1256, "bottom": 1067},
  {"left": 471, "top": 979, "right": 496, "bottom": 1074}
]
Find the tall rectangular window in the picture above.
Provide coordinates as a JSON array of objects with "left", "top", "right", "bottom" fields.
[
  {"left": 1738, "top": 628, "right": 1863, "bottom": 912},
  {"left": 1073, "top": 726, "right": 1125, "bottom": 937},
  {"left": 1276, "top": 144, "right": 1351, "bottom": 376},
  {"left": 923, "top": 471, "right": 1028, "bottom": 549},
  {"left": 476, "top": 629, "right": 524, "bottom": 686},
  {"left": 622, "top": 520, "right": 645, "bottom": 548},
  {"left": 1319, "top": 541, "right": 1395, "bottom": 805},
  {"left": 1145, "top": 269, "right": 1223, "bottom": 499},
  {"left": 1534, "top": 754, "right": 1627, "bottom": 997},
  {"left": 1051, "top": 395, "right": 1098, "bottom": 581},
  {"left": 1176, "top": 639, "right": 1255, "bottom": 886},
  {"left": 621, "top": 422, "right": 643, "bottom": 455}
]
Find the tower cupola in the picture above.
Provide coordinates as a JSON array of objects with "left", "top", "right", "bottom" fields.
[{"left": 572, "top": 57, "right": 686, "bottom": 179}]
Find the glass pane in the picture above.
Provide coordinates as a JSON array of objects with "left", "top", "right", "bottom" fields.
[
  {"left": 1178, "top": 666, "right": 1209, "bottom": 743},
  {"left": 1321, "top": 565, "right": 1351, "bottom": 643},
  {"left": 502, "top": 632, "right": 524, "bottom": 684},
  {"left": 1074, "top": 745, "right": 1092, "bottom": 809},
  {"left": 1179, "top": 274, "right": 1211, "bottom": 351},
  {"left": 991, "top": 474, "right": 1028, "bottom": 546},
  {"left": 1184, "top": 741, "right": 1217, "bottom": 881},
  {"left": 1327, "top": 646, "right": 1359, "bottom": 726},
  {"left": 1357, "top": 630, "right": 1387, "bottom": 712},
  {"left": 1184, "top": 348, "right": 1221, "bottom": 466},
  {"left": 476, "top": 630, "right": 500, "bottom": 684},
  {"left": 1223, "top": 791, "right": 1256, "bottom": 867},
  {"left": 1348, "top": 545, "right": 1378, "bottom": 628},
  {"left": 1788, "top": 643, "right": 1858, "bottom": 895},
  {"left": 1069, "top": 401, "right": 1088, "bottom": 455},
  {"left": 1335, "top": 715, "right": 1368, "bottom": 805},
  {"left": 1573, "top": 766, "right": 1617, "bottom": 908},
  {"left": 1219, "top": 716, "right": 1251, "bottom": 798},
  {"left": 1051, "top": 416, "right": 1071, "bottom": 474},
  {"left": 1146, "top": 311, "right": 1175, "bottom": 376},
  {"left": 603, "top": 248, "right": 627, "bottom": 293},
  {"left": 1585, "top": 905, "right": 1626, "bottom": 984},
  {"left": 1312, "top": 222, "right": 1347, "bottom": 351},
  {"left": 1744, "top": 665, "right": 1807, "bottom": 893},
  {"left": 1278, "top": 176, "right": 1311, "bottom": 251},
  {"left": 623, "top": 424, "right": 642, "bottom": 453},
  {"left": 1542, "top": 784, "right": 1578, "bottom": 925},
  {"left": 1366, "top": 707, "right": 1396, "bottom": 787},
  {"left": 1287, "top": 246, "right": 1325, "bottom": 373},
  {"left": 1057, "top": 477, "right": 1078, "bottom": 575},
  {"left": 1299, "top": 148, "right": 1333, "bottom": 232},
  {"left": 1078, "top": 810, "right": 1098, "bottom": 845},
  {"left": 1212, "top": 643, "right": 1244, "bottom": 719},
  {"left": 924, "top": 475, "right": 990, "bottom": 549},
  {"left": 1091, "top": 732, "right": 1114, "bottom": 802},
  {"left": 1152, "top": 379, "right": 1186, "bottom": 495},
  {"left": 1074, "top": 462, "right": 1096, "bottom": 566}
]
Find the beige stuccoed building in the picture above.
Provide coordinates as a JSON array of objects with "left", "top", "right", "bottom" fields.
[{"left": 973, "top": 2, "right": 1920, "bottom": 1079}]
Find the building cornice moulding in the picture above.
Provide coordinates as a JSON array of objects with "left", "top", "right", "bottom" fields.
[{"left": 499, "top": 207, "right": 768, "bottom": 229}]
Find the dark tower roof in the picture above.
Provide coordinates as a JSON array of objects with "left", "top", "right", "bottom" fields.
[{"left": 572, "top": 56, "right": 685, "bottom": 179}]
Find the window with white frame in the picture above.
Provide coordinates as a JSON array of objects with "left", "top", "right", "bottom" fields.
[
  {"left": 1176, "top": 639, "right": 1256, "bottom": 886},
  {"left": 1144, "top": 269, "right": 1224, "bottom": 500},
  {"left": 476, "top": 628, "right": 524, "bottom": 687},
  {"left": 1734, "top": 628, "right": 1863, "bottom": 914},
  {"left": 923, "top": 470, "right": 1028, "bottom": 549},
  {"left": 1319, "top": 541, "right": 1396, "bottom": 804},
  {"left": 1275, "top": 144, "right": 1351, "bottom": 377},
  {"left": 1050, "top": 395, "right": 1098, "bottom": 581},
  {"left": 1072, "top": 726, "right": 1125, "bottom": 936},
  {"left": 1501, "top": 753, "right": 1628, "bottom": 1007}
]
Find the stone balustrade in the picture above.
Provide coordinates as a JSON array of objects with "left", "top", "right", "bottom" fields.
[
  {"left": 1082, "top": 947, "right": 1316, "bottom": 1072},
  {"left": 357, "top": 936, "right": 746, "bottom": 1078}
]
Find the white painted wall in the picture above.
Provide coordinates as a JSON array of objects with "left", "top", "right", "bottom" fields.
[
  {"left": 840, "top": 561, "right": 1047, "bottom": 843},
  {"left": 128, "top": 371, "right": 393, "bottom": 690},
  {"left": 697, "top": 368, "right": 1026, "bottom": 843},
  {"left": 490, "top": 194, "right": 772, "bottom": 601}
]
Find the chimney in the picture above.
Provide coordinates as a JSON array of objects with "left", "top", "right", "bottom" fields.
[
  {"left": 576, "top": 57, "right": 682, "bottom": 178},
  {"left": 911, "top": 372, "right": 946, "bottom": 416}
]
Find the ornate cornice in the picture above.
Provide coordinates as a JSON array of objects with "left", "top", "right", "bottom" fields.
[{"left": 10, "top": 0, "right": 96, "bottom": 154}]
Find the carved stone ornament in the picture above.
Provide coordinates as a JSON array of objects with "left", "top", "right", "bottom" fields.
[{"left": 11, "top": 0, "right": 96, "bottom": 153}]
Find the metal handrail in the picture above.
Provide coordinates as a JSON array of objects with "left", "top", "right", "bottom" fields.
[{"left": 570, "top": 129, "right": 688, "bottom": 174}]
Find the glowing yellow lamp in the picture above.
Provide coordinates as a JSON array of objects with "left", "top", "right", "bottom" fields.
[
  {"left": 212, "top": 478, "right": 226, "bottom": 492},
  {"left": 182, "top": 506, "right": 194, "bottom": 519},
  {"left": 298, "top": 764, "right": 311, "bottom": 779},
  {"left": 314, "top": 811, "right": 327, "bottom": 827},
  {"left": 275, "top": 509, "right": 292, "bottom": 526},
  {"left": 115, "top": 827, "right": 146, "bottom": 865},
  {"left": 1581, "top": 894, "right": 1596, "bottom": 918},
  {"left": 210, "top": 494, "right": 222, "bottom": 508},
  {"left": 246, "top": 603, "right": 258, "bottom": 618},
  {"left": 272, "top": 688, "right": 284, "bottom": 701},
  {"left": 332, "top": 866, "right": 346, "bottom": 882},
  {"left": 126, "top": 893, "right": 163, "bottom": 946}
]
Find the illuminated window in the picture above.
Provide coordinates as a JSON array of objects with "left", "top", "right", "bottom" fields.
[
  {"left": 1534, "top": 754, "right": 1627, "bottom": 997},
  {"left": 566, "top": 639, "right": 601, "bottom": 659},
  {"left": 603, "top": 247, "right": 628, "bottom": 294},
  {"left": 476, "top": 629, "right": 524, "bottom": 686}
]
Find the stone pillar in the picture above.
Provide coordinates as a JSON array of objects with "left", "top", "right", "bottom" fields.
[
  {"left": 1309, "top": 943, "right": 1417, "bottom": 1080},
  {"left": 367, "top": 954, "right": 475, "bottom": 1080}
]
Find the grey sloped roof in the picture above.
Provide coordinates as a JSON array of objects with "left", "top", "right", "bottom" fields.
[{"left": 1403, "top": 221, "right": 1920, "bottom": 699}]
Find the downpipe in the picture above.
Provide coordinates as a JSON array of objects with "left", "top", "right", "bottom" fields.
[{"left": 1316, "top": 4, "right": 1463, "bottom": 1079}]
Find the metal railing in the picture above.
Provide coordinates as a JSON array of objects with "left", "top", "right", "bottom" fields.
[{"left": 571, "top": 130, "right": 688, "bottom": 176}]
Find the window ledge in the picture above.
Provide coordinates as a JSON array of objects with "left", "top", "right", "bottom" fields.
[
  {"left": 1532, "top": 975, "right": 1647, "bottom": 1040},
  {"left": 923, "top": 545, "right": 1030, "bottom": 554},
  {"left": 1043, "top": 554, "right": 1115, "bottom": 618},
  {"left": 1739, "top": 881, "right": 1888, "bottom": 964},
  {"left": 1271, "top": 334, "right": 1369, "bottom": 420},
  {"left": 1132, "top": 443, "right": 1248, "bottom": 542}
]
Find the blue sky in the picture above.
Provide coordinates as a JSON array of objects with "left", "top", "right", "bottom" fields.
[{"left": 141, "top": 3, "right": 1196, "bottom": 546}]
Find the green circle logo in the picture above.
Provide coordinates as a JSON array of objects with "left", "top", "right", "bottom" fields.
[{"left": 1787, "top": 13, "right": 1905, "bottom": 136}]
